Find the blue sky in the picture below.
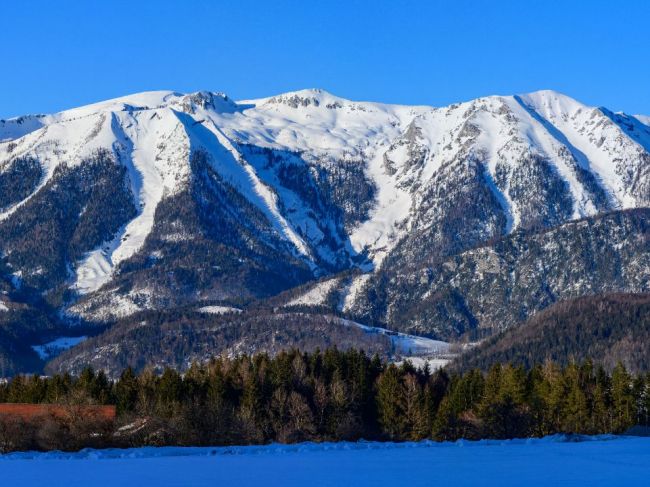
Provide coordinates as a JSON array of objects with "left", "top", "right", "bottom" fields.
[{"left": 2, "top": 0, "right": 649, "bottom": 118}]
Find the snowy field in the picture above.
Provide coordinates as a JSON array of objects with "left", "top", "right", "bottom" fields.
[{"left": 1, "top": 435, "right": 649, "bottom": 486}]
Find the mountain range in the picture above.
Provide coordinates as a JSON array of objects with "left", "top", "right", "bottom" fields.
[{"left": 0, "top": 88, "right": 648, "bottom": 375}]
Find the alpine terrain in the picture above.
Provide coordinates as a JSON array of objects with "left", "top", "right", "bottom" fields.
[{"left": 0, "top": 88, "right": 648, "bottom": 375}]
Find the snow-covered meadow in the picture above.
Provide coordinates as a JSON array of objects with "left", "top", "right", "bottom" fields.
[{"left": 1, "top": 435, "right": 648, "bottom": 486}]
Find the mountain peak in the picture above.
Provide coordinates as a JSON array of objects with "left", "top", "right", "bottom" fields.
[
  {"left": 55, "top": 90, "right": 241, "bottom": 118},
  {"left": 258, "top": 88, "right": 348, "bottom": 109},
  {"left": 174, "top": 91, "right": 238, "bottom": 114},
  {"left": 516, "top": 89, "right": 587, "bottom": 114}
]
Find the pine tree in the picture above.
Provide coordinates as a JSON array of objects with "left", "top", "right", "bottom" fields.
[
  {"left": 500, "top": 365, "right": 526, "bottom": 405},
  {"left": 563, "top": 362, "right": 589, "bottom": 433},
  {"left": 526, "top": 365, "right": 549, "bottom": 437},
  {"left": 114, "top": 367, "right": 138, "bottom": 415},
  {"left": 544, "top": 361, "right": 566, "bottom": 432},
  {"left": 611, "top": 362, "right": 635, "bottom": 432},
  {"left": 6, "top": 375, "right": 26, "bottom": 403},
  {"left": 402, "top": 373, "right": 425, "bottom": 440},
  {"left": 375, "top": 365, "right": 405, "bottom": 439},
  {"left": 481, "top": 364, "right": 502, "bottom": 407},
  {"left": 45, "top": 373, "right": 70, "bottom": 404},
  {"left": 23, "top": 375, "right": 47, "bottom": 403},
  {"left": 643, "top": 374, "right": 650, "bottom": 427},
  {"left": 238, "top": 364, "right": 265, "bottom": 443},
  {"left": 432, "top": 395, "right": 459, "bottom": 441},
  {"left": 156, "top": 368, "right": 183, "bottom": 416},
  {"left": 632, "top": 375, "right": 647, "bottom": 427}
]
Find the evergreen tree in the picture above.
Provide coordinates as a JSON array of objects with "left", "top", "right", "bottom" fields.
[
  {"left": 563, "top": 362, "right": 589, "bottom": 433},
  {"left": 640, "top": 373, "right": 650, "bottom": 426},
  {"left": 402, "top": 373, "right": 425, "bottom": 440},
  {"left": 526, "top": 365, "right": 549, "bottom": 436},
  {"left": 156, "top": 368, "right": 183, "bottom": 416},
  {"left": 611, "top": 363, "right": 635, "bottom": 432},
  {"left": 591, "top": 366, "right": 612, "bottom": 433},
  {"left": 375, "top": 364, "right": 404, "bottom": 439},
  {"left": 543, "top": 361, "right": 566, "bottom": 432},
  {"left": 238, "top": 364, "right": 265, "bottom": 442},
  {"left": 114, "top": 367, "right": 138, "bottom": 415},
  {"left": 432, "top": 395, "right": 459, "bottom": 441}
]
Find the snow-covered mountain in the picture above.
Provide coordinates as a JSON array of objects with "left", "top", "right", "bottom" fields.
[{"left": 0, "top": 88, "right": 648, "bottom": 373}]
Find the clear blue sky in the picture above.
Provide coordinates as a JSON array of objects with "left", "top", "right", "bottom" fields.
[{"left": 2, "top": 0, "right": 649, "bottom": 118}]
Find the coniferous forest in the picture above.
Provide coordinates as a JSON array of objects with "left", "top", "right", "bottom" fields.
[{"left": 0, "top": 349, "right": 648, "bottom": 453}]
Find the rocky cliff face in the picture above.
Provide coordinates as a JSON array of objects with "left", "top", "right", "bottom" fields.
[{"left": 347, "top": 209, "right": 649, "bottom": 339}]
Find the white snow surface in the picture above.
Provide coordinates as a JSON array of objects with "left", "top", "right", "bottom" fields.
[
  {"left": 339, "top": 318, "right": 450, "bottom": 357},
  {"left": 0, "top": 300, "right": 7, "bottom": 312},
  {"left": 2, "top": 88, "right": 649, "bottom": 294},
  {"left": 1, "top": 435, "right": 648, "bottom": 487},
  {"left": 31, "top": 336, "right": 87, "bottom": 360},
  {"left": 67, "top": 286, "right": 156, "bottom": 321},
  {"left": 197, "top": 305, "right": 242, "bottom": 315},
  {"left": 286, "top": 278, "right": 341, "bottom": 306},
  {"left": 340, "top": 274, "right": 372, "bottom": 312},
  {"left": 395, "top": 356, "right": 452, "bottom": 370}
]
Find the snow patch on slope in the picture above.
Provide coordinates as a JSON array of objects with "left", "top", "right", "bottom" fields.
[
  {"left": 74, "top": 109, "right": 191, "bottom": 294},
  {"left": 340, "top": 274, "right": 372, "bottom": 312},
  {"left": 0, "top": 115, "right": 47, "bottom": 142},
  {"left": 340, "top": 318, "right": 450, "bottom": 356},
  {"left": 68, "top": 287, "right": 156, "bottom": 321},
  {"left": 515, "top": 90, "right": 646, "bottom": 209},
  {"left": 198, "top": 305, "right": 242, "bottom": 315},
  {"left": 32, "top": 336, "right": 87, "bottom": 360},
  {"left": 286, "top": 278, "right": 341, "bottom": 306},
  {"left": 177, "top": 111, "right": 315, "bottom": 263}
]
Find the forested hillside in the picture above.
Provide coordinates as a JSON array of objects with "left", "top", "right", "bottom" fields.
[{"left": 455, "top": 293, "right": 650, "bottom": 373}]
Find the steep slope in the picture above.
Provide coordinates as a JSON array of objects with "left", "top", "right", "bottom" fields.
[
  {"left": 0, "top": 150, "right": 137, "bottom": 294},
  {"left": 69, "top": 149, "right": 314, "bottom": 321}
]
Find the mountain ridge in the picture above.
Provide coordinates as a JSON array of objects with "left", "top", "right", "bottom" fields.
[{"left": 0, "top": 87, "right": 648, "bottom": 374}]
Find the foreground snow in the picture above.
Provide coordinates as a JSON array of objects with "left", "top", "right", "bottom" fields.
[{"left": 1, "top": 435, "right": 648, "bottom": 486}]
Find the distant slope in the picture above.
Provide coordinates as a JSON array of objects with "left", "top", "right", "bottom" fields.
[
  {"left": 46, "top": 310, "right": 394, "bottom": 376},
  {"left": 46, "top": 307, "right": 451, "bottom": 376},
  {"left": 454, "top": 293, "right": 650, "bottom": 373}
]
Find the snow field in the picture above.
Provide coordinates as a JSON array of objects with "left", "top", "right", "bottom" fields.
[{"left": 1, "top": 435, "right": 648, "bottom": 487}]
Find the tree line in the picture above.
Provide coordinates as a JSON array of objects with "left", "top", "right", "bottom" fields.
[{"left": 0, "top": 348, "right": 648, "bottom": 452}]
